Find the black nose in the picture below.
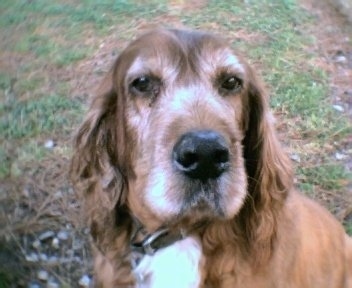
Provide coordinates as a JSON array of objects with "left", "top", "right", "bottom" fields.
[{"left": 172, "top": 130, "right": 230, "bottom": 181}]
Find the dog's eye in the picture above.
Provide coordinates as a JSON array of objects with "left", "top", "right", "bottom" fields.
[
  {"left": 132, "top": 76, "right": 153, "bottom": 93},
  {"left": 221, "top": 76, "right": 242, "bottom": 92},
  {"left": 130, "top": 76, "right": 161, "bottom": 100}
]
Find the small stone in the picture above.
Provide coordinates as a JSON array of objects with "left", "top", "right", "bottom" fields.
[
  {"left": 39, "top": 231, "right": 55, "bottom": 241},
  {"left": 65, "top": 223, "right": 73, "bottom": 230},
  {"left": 52, "top": 237, "right": 60, "bottom": 249},
  {"left": 335, "top": 152, "right": 347, "bottom": 160},
  {"left": 333, "top": 105, "right": 344, "bottom": 112},
  {"left": 26, "top": 252, "right": 39, "bottom": 262},
  {"left": 334, "top": 51, "right": 347, "bottom": 64},
  {"left": 47, "top": 280, "right": 59, "bottom": 288},
  {"left": 53, "top": 191, "right": 63, "bottom": 199},
  {"left": 290, "top": 153, "right": 301, "bottom": 163},
  {"left": 28, "top": 282, "right": 41, "bottom": 288},
  {"left": 44, "top": 139, "right": 55, "bottom": 149},
  {"left": 22, "top": 186, "right": 30, "bottom": 197},
  {"left": 79, "top": 275, "right": 91, "bottom": 287},
  {"left": 37, "top": 270, "right": 49, "bottom": 281},
  {"left": 32, "top": 239, "right": 41, "bottom": 249},
  {"left": 335, "top": 55, "right": 347, "bottom": 63},
  {"left": 57, "top": 230, "right": 69, "bottom": 241}
]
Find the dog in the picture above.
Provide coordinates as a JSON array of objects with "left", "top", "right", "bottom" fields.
[{"left": 71, "top": 28, "right": 352, "bottom": 287}]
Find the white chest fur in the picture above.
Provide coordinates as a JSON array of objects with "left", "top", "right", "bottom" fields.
[{"left": 133, "top": 236, "right": 203, "bottom": 288}]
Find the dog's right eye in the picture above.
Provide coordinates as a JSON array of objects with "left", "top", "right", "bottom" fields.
[
  {"left": 131, "top": 76, "right": 152, "bottom": 93},
  {"left": 130, "top": 76, "right": 161, "bottom": 100}
]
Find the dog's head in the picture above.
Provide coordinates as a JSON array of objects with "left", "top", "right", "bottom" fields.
[{"left": 71, "top": 28, "right": 292, "bottom": 238}]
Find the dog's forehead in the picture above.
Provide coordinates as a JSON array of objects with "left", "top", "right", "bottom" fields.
[
  {"left": 197, "top": 47, "right": 246, "bottom": 76},
  {"left": 125, "top": 29, "right": 246, "bottom": 80}
]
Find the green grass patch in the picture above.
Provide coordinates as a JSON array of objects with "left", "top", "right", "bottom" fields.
[
  {"left": 54, "top": 47, "right": 90, "bottom": 67},
  {"left": 345, "top": 222, "right": 352, "bottom": 236},
  {"left": 298, "top": 164, "right": 352, "bottom": 191},
  {"left": 15, "top": 34, "right": 52, "bottom": 56},
  {"left": 269, "top": 71, "right": 327, "bottom": 115},
  {"left": 0, "top": 95, "right": 83, "bottom": 139},
  {"left": 0, "top": 147, "right": 11, "bottom": 179},
  {"left": 10, "top": 140, "right": 49, "bottom": 177},
  {"left": 0, "top": 92, "right": 83, "bottom": 178},
  {"left": 0, "top": 72, "right": 11, "bottom": 90},
  {"left": 14, "top": 33, "right": 91, "bottom": 66},
  {"left": 1, "top": 0, "right": 167, "bottom": 31}
]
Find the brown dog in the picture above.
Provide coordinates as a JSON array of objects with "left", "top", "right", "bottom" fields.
[{"left": 71, "top": 28, "right": 352, "bottom": 287}]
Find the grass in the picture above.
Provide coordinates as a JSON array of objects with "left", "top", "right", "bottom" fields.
[
  {"left": 298, "top": 164, "right": 351, "bottom": 191},
  {"left": 1, "top": 94, "right": 82, "bottom": 139},
  {"left": 0, "top": 92, "right": 83, "bottom": 178},
  {"left": 0, "top": 0, "right": 351, "bottom": 285}
]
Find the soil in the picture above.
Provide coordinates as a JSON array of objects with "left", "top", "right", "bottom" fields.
[
  {"left": 302, "top": 0, "right": 352, "bottom": 195},
  {"left": 296, "top": 0, "right": 352, "bottom": 227},
  {"left": 302, "top": 0, "right": 352, "bottom": 119},
  {"left": 0, "top": 0, "right": 351, "bottom": 287}
]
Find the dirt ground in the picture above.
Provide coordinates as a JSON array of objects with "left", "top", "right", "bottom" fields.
[
  {"left": 0, "top": 0, "right": 351, "bottom": 287},
  {"left": 302, "top": 0, "right": 352, "bottom": 218},
  {"left": 304, "top": 0, "right": 352, "bottom": 119}
]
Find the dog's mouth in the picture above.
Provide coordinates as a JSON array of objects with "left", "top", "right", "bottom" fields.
[{"left": 179, "top": 178, "right": 225, "bottom": 218}]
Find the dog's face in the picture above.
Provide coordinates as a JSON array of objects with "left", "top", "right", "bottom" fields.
[
  {"left": 72, "top": 29, "right": 293, "bottom": 285},
  {"left": 113, "top": 29, "right": 254, "bottom": 226}
]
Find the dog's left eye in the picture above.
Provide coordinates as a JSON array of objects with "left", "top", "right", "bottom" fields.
[{"left": 220, "top": 76, "right": 242, "bottom": 92}]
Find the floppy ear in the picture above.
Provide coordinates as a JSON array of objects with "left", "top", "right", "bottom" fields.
[
  {"left": 70, "top": 69, "right": 132, "bottom": 255},
  {"left": 240, "top": 67, "right": 293, "bottom": 265}
]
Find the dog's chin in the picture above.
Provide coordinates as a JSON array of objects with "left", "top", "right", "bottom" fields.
[{"left": 176, "top": 178, "right": 227, "bottom": 223}]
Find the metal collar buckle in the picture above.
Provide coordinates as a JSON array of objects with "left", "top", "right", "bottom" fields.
[
  {"left": 141, "top": 228, "right": 169, "bottom": 255},
  {"left": 131, "top": 227, "right": 187, "bottom": 257}
]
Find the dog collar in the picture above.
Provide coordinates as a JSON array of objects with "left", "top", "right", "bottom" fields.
[{"left": 130, "top": 227, "right": 186, "bottom": 256}]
